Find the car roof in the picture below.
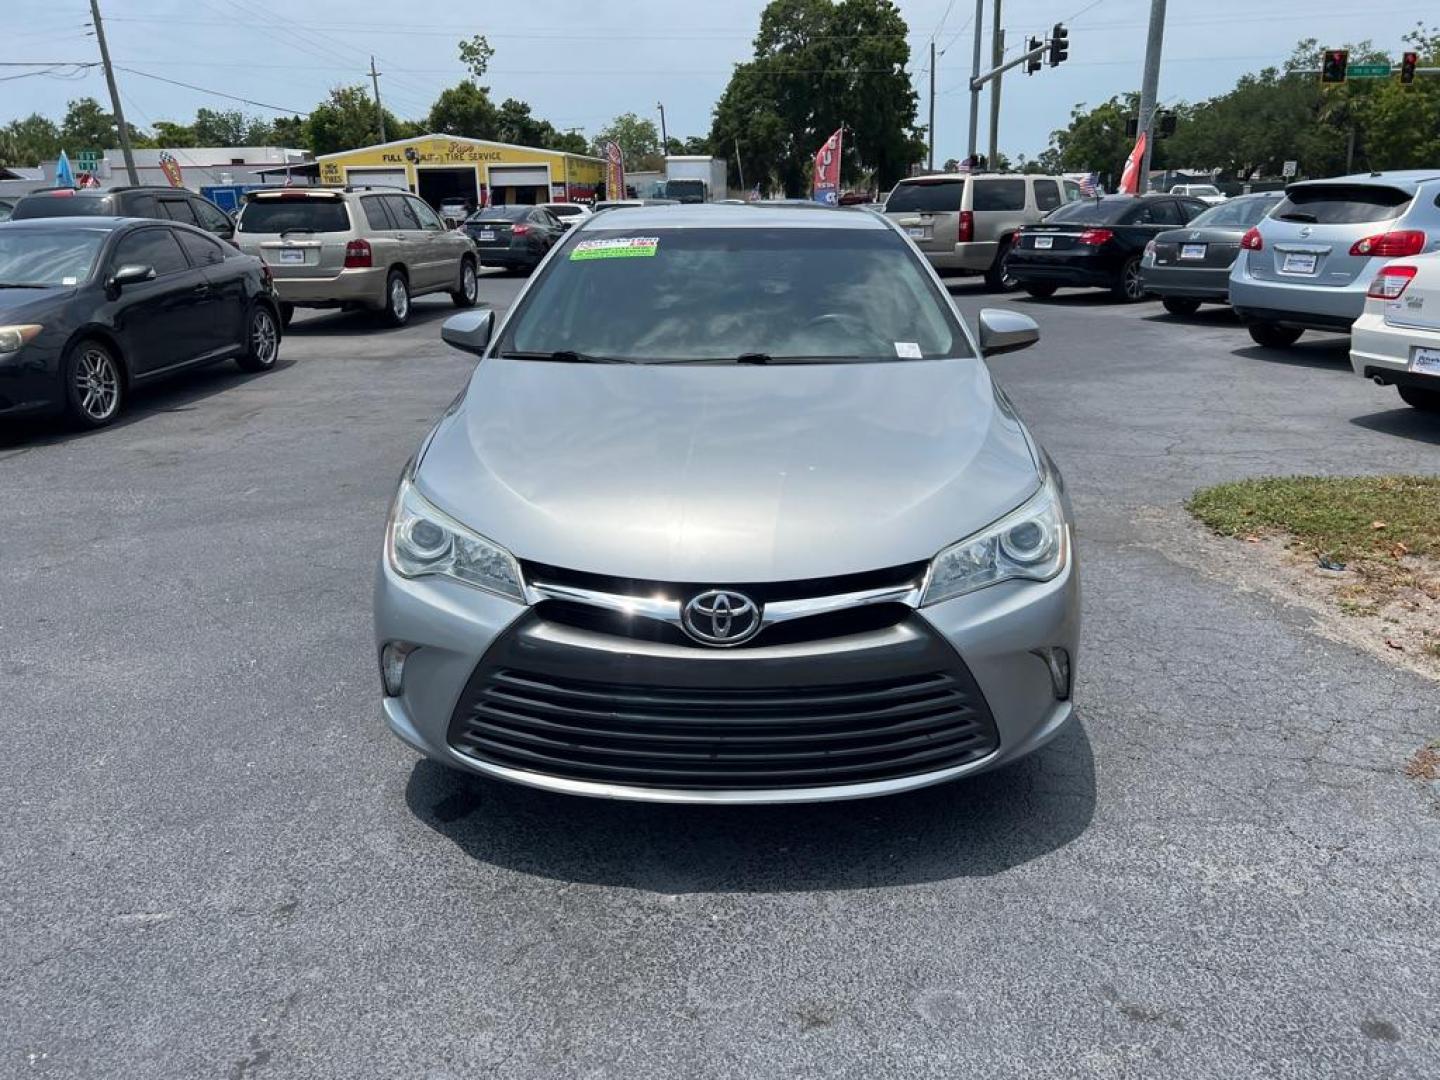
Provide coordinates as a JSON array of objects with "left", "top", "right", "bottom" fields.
[
  {"left": 1288, "top": 170, "right": 1440, "bottom": 192},
  {"left": 575, "top": 203, "right": 885, "bottom": 231},
  {"left": 0, "top": 215, "right": 134, "bottom": 232},
  {"left": 897, "top": 172, "right": 1052, "bottom": 182}
]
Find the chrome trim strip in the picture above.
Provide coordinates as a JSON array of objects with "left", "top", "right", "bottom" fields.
[
  {"left": 763, "top": 584, "right": 921, "bottom": 623},
  {"left": 525, "top": 581, "right": 682, "bottom": 624}
]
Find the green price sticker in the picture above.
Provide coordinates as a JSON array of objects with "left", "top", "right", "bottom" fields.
[{"left": 570, "top": 237, "right": 660, "bottom": 261}]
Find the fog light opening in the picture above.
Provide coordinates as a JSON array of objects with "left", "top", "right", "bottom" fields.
[
  {"left": 381, "top": 642, "right": 417, "bottom": 697},
  {"left": 1033, "top": 647, "right": 1072, "bottom": 701}
]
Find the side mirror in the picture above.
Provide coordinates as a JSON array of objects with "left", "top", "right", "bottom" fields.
[
  {"left": 108, "top": 264, "right": 156, "bottom": 291},
  {"left": 976, "top": 308, "right": 1040, "bottom": 357},
  {"left": 441, "top": 308, "right": 494, "bottom": 357}
]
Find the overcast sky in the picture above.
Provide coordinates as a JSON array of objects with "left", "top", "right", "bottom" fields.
[{"left": 3, "top": 0, "right": 1422, "bottom": 163}]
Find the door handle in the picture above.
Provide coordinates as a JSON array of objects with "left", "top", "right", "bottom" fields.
[{"left": 193, "top": 284, "right": 211, "bottom": 296}]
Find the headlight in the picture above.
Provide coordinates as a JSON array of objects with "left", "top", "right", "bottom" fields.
[
  {"left": 921, "top": 477, "right": 1068, "bottom": 606},
  {"left": 0, "top": 325, "right": 43, "bottom": 353},
  {"left": 385, "top": 478, "right": 524, "bottom": 602}
]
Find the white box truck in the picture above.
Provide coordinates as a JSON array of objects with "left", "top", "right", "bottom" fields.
[{"left": 662, "top": 156, "right": 728, "bottom": 203}]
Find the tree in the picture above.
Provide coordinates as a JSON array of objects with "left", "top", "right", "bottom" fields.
[
  {"left": 271, "top": 115, "right": 308, "bottom": 149},
  {"left": 308, "top": 85, "right": 407, "bottom": 154},
  {"left": 60, "top": 97, "right": 132, "bottom": 151},
  {"left": 149, "top": 120, "right": 197, "bottom": 148},
  {"left": 192, "top": 108, "right": 250, "bottom": 146},
  {"left": 428, "top": 81, "right": 498, "bottom": 139},
  {"left": 0, "top": 114, "right": 62, "bottom": 166},
  {"left": 458, "top": 34, "right": 495, "bottom": 80},
  {"left": 493, "top": 98, "right": 577, "bottom": 152},
  {"left": 1049, "top": 94, "right": 1138, "bottom": 187},
  {"left": 665, "top": 135, "right": 712, "bottom": 156},
  {"left": 593, "top": 112, "right": 661, "bottom": 169}
]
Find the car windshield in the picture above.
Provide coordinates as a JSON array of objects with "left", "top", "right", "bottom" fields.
[
  {"left": 499, "top": 226, "right": 969, "bottom": 363},
  {"left": 0, "top": 230, "right": 105, "bottom": 286},
  {"left": 1272, "top": 185, "right": 1412, "bottom": 224},
  {"left": 238, "top": 198, "right": 351, "bottom": 233},
  {"left": 470, "top": 207, "right": 530, "bottom": 222},
  {"left": 1189, "top": 197, "right": 1278, "bottom": 229},
  {"left": 1043, "top": 199, "right": 1135, "bottom": 225},
  {"left": 1180, "top": 186, "right": 1220, "bottom": 197},
  {"left": 11, "top": 194, "right": 114, "bottom": 219}
]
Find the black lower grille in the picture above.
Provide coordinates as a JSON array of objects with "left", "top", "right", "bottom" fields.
[{"left": 447, "top": 666, "right": 998, "bottom": 790}]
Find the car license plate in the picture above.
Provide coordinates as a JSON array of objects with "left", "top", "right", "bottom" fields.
[
  {"left": 1411, "top": 346, "right": 1440, "bottom": 376},
  {"left": 279, "top": 248, "right": 304, "bottom": 264},
  {"left": 1034, "top": 236, "right": 1053, "bottom": 249},
  {"left": 479, "top": 229, "right": 496, "bottom": 241},
  {"left": 1180, "top": 243, "right": 1207, "bottom": 260},
  {"left": 906, "top": 227, "right": 926, "bottom": 239},
  {"left": 1282, "top": 252, "right": 1317, "bottom": 274}
]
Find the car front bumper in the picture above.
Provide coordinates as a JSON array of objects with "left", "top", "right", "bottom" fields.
[
  {"left": 0, "top": 339, "right": 65, "bottom": 418},
  {"left": 373, "top": 545, "right": 1080, "bottom": 804},
  {"left": 1351, "top": 309, "right": 1440, "bottom": 389}
]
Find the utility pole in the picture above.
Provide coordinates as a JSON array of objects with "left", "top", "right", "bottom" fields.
[
  {"left": 927, "top": 39, "right": 936, "bottom": 171},
  {"left": 87, "top": 0, "right": 137, "bottom": 186},
  {"left": 987, "top": 0, "right": 1004, "bottom": 171},
  {"left": 967, "top": 0, "right": 984, "bottom": 161},
  {"left": 1136, "top": 0, "right": 1166, "bottom": 193},
  {"left": 369, "top": 56, "right": 386, "bottom": 143},
  {"left": 657, "top": 102, "right": 668, "bottom": 152},
  {"left": 733, "top": 134, "right": 745, "bottom": 193}
]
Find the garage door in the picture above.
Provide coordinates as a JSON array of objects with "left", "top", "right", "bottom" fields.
[
  {"left": 488, "top": 165, "right": 550, "bottom": 188},
  {"left": 345, "top": 166, "right": 408, "bottom": 192}
]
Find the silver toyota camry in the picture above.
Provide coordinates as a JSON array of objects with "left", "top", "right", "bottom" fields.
[{"left": 374, "top": 204, "right": 1079, "bottom": 804}]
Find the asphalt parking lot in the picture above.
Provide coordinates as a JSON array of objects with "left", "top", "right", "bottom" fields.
[{"left": 3, "top": 270, "right": 1438, "bottom": 1078}]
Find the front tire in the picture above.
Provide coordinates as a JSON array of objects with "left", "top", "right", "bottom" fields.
[
  {"left": 1023, "top": 282, "right": 1057, "bottom": 299},
  {"left": 450, "top": 258, "right": 479, "bottom": 308},
  {"left": 1398, "top": 385, "right": 1440, "bottom": 412},
  {"left": 984, "top": 238, "right": 1018, "bottom": 291},
  {"left": 63, "top": 339, "right": 124, "bottom": 429},
  {"left": 1162, "top": 296, "right": 1202, "bottom": 316},
  {"left": 277, "top": 302, "right": 295, "bottom": 329},
  {"left": 381, "top": 270, "right": 411, "bottom": 327},
  {"left": 236, "top": 304, "right": 280, "bottom": 373},
  {"left": 1247, "top": 322, "right": 1303, "bottom": 348},
  {"left": 1112, "top": 256, "right": 1147, "bottom": 301}
]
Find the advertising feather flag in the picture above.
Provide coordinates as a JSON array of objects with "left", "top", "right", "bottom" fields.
[
  {"left": 1118, "top": 132, "right": 1147, "bottom": 195},
  {"left": 812, "top": 127, "right": 843, "bottom": 205}
]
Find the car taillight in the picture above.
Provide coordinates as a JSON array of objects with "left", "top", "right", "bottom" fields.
[
  {"left": 1367, "top": 263, "right": 1417, "bottom": 299},
  {"left": 511, "top": 223, "right": 531, "bottom": 235},
  {"left": 1077, "top": 228, "right": 1113, "bottom": 245},
  {"left": 48, "top": 189, "right": 76, "bottom": 197},
  {"left": 1240, "top": 227, "right": 1263, "bottom": 250},
  {"left": 958, "top": 210, "right": 974, "bottom": 243},
  {"left": 344, "top": 239, "right": 372, "bottom": 268},
  {"left": 1350, "top": 230, "right": 1425, "bottom": 257}
]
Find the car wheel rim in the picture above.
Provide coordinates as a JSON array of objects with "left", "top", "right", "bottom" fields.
[
  {"left": 1125, "top": 263, "right": 1144, "bottom": 299},
  {"left": 76, "top": 348, "right": 118, "bottom": 420},
  {"left": 251, "top": 310, "right": 278, "bottom": 365},
  {"left": 463, "top": 264, "right": 477, "bottom": 301},
  {"left": 391, "top": 278, "right": 409, "bottom": 319}
]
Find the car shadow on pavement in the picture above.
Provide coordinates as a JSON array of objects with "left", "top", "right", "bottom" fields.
[
  {"left": 1349, "top": 407, "right": 1440, "bottom": 445},
  {"left": 1232, "top": 339, "right": 1351, "bottom": 370},
  {"left": 403, "top": 718, "right": 1095, "bottom": 893},
  {"left": 1140, "top": 307, "right": 1237, "bottom": 327},
  {"left": 0, "top": 356, "right": 295, "bottom": 452},
  {"left": 283, "top": 299, "right": 462, "bottom": 337}
]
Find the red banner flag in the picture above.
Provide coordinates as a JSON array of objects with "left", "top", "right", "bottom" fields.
[
  {"left": 158, "top": 151, "right": 184, "bottom": 188},
  {"left": 812, "top": 127, "right": 843, "bottom": 205},
  {"left": 1118, "top": 132, "right": 1146, "bottom": 195}
]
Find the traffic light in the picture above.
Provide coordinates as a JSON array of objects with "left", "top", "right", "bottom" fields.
[
  {"left": 1026, "top": 36, "right": 1043, "bottom": 75},
  {"left": 1400, "top": 51, "right": 1418, "bottom": 84},
  {"left": 1158, "top": 112, "right": 1177, "bottom": 137},
  {"left": 1048, "top": 23, "right": 1068, "bottom": 67},
  {"left": 1321, "top": 49, "right": 1348, "bottom": 83}
]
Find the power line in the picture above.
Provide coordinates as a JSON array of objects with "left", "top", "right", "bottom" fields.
[{"left": 114, "top": 67, "right": 307, "bottom": 114}]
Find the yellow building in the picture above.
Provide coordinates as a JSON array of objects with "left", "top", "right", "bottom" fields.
[{"left": 316, "top": 134, "right": 605, "bottom": 209}]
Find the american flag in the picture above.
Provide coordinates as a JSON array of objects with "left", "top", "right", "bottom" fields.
[{"left": 1078, "top": 173, "right": 1100, "bottom": 197}]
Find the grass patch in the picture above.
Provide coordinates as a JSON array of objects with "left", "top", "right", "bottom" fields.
[{"left": 1187, "top": 475, "right": 1440, "bottom": 567}]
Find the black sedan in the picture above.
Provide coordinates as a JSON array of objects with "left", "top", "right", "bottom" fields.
[
  {"left": 463, "top": 205, "right": 566, "bottom": 273},
  {"left": 1139, "top": 192, "right": 1284, "bottom": 315},
  {"left": 0, "top": 217, "right": 280, "bottom": 429},
  {"left": 1005, "top": 194, "right": 1209, "bottom": 301}
]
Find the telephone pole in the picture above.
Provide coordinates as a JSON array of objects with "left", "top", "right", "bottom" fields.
[
  {"left": 1136, "top": 0, "right": 1166, "bottom": 193},
  {"left": 967, "top": 0, "right": 984, "bottom": 161},
  {"left": 927, "top": 39, "right": 936, "bottom": 171},
  {"left": 987, "top": 0, "right": 1004, "bottom": 170},
  {"left": 369, "top": 56, "right": 386, "bottom": 143},
  {"left": 87, "top": 0, "right": 137, "bottom": 186}
]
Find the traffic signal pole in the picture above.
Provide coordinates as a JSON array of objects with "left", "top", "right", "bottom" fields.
[
  {"left": 1136, "top": 0, "right": 1167, "bottom": 194},
  {"left": 967, "top": 0, "right": 984, "bottom": 161}
]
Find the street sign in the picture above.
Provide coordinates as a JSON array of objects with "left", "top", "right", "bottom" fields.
[
  {"left": 1346, "top": 63, "right": 1391, "bottom": 78},
  {"left": 1282, "top": 160, "right": 1297, "bottom": 178},
  {"left": 76, "top": 150, "right": 102, "bottom": 172}
]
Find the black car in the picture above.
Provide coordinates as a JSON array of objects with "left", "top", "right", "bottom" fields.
[
  {"left": 1005, "top": 194, "right": 1210, "bottom": 301},
  {"left": 11, "top": 186, "right": 236, "bottom": 242},
  {"left": 463, "top": 205, "right": 566, "bottom": 272},
  {"left": 0, "top": 217, "right": 280, "bottom": 429},
  {"left": 1139, "top": 192, "right": 1285, "bottom": 315}
]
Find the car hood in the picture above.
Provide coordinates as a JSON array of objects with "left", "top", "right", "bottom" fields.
[
  {"left": 0, "top": 286, "right": 69, "bottom": 318},
  {"left": 414, "top": 357, "right": 1042, "bottom": 583}
]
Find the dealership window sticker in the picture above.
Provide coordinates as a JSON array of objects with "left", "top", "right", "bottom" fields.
[{"left": 570, "top": 237, "right": 660, "bottom": 261}]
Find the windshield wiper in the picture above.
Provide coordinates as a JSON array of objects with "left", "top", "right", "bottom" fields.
[
  {"left": 0, "top": 282, "right": 49, "bottom": 289},
  {"left": 736, "top": 353, "right": 772, "bottom": 364},
  {"left": 1278, "top": 212, "right": 1317, "bottom": 223},
  {"left": 498, "top": 349, "right": 633, "bottom": 365}
]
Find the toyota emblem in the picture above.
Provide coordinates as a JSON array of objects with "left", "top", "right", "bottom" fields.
[{"left": 682, "top": 589, "right": 762, "bottom": 646}]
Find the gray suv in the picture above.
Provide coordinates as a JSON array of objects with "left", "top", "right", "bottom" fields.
[
  {"left": 885, "top": 173, "right": 1080, "bottom": 288},
  {"left": 235, "top": 187, "right": 478, "bottom": 327},
  {"left": 1229, "top": 170, "right": 1440, "bottom": 347}
]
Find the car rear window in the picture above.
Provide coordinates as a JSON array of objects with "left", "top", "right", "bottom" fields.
[
  {"left": 886, "top": 180, "right": 964, "bottom": 213},
  {"left": 1189, "top": 197, "right": 1279, "bottom": 229},
  {"left": 471, "top": 206, "right": 531, "bottom": 222},
  {"left": 11, "top": 193, "right": 115, "bottom": 219},
  {"left": 972, "top": 179, "right": 1026, "bottom": 212},
  {"left": 1043, "top": 199, "right": 1135, "bottom": 225},
  {"left": 1272, "top": 185, "right": 1412, "bottom": 225},
  {"left": 500, "top": 226, "right": 969, "bottom": 363},
  {"left": 238, "top": 198, "right": 351, "bottom": 233}
]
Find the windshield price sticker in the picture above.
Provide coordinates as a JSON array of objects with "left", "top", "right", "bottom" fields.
[{"left": 571, "top": 237, "right": 660, "bottom": 261}]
